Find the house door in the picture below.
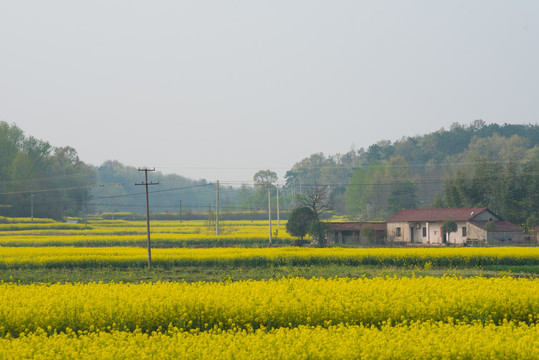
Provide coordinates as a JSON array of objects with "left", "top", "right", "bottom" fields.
[{"left": 410, "top": 227, "right": 414, "bottom": 243}]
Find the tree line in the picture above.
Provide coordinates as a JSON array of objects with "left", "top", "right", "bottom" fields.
[
  {"left": 281, "top": 120, "right": 539, "bottom": 226},
  {"left": 1, "top": 120, "right": 538, "bottom": 225},
  {"left": 0, "top": 122, "right": 95, "bottom": 220}
]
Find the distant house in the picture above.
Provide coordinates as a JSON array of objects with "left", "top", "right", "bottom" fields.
[
  {"left": 387, "top": 208, "right": 524, "bottom": 245},
  {"left": 326, "top": 222, "right": 387, "bottom": 245}
]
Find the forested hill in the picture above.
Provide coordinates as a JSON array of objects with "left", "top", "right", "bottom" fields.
[
  {"left": 364, "top": 120, "right": 539, "bottom": 164},
  {"left": 284, "top": 120, "right": 539, "bottom": 225},
  {"left": 1, "top": 120, "right": 538, "bottom": 224},
  {"left": 0, "top": 122, "right": 224, "bottom": 219}
]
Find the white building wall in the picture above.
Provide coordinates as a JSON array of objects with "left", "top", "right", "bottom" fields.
[
  {"left": 389, "top": 221, "right": 469, "bottom": 244},
  {"left": 428, "top": 223, "right": 443, "bottom": 244}
]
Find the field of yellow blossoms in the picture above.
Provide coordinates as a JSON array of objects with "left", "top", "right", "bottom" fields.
[
  {"left": 0, "top": 246, "right": 537, "bottom": 269},
  {"left": 0, "top": 217, "right": 537, "bottom": 358}
]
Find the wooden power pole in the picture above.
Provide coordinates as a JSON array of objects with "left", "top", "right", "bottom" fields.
[
  {"left": 276, "top": 185, "right": 280, "bottom": 228},
  {"left": 268, "top": 186, "right": 272, "bottom": 246},
  {"left": 135, "top": 168, "right": 159, "bottom": 269},
  {"left": 216, "top": 180, "right": 219, "bottom": 236}
]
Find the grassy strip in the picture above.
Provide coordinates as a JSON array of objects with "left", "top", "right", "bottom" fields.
[{"left": 1, "top": 264, "right": 537, "bottom": 285}]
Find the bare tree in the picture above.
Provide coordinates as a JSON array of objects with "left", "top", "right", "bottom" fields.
[
  {"left": 296, "top": 185, "right": 332, "bottom": 220},
  {"left": 296, "top": 185, "right": 332, "bottom": 246}
]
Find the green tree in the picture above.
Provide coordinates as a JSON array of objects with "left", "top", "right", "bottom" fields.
[
  {"left": 441, "top": 220, "right": 458, "bottom": 244},
  {"left": 384, "top": 156, "right": 417, "bottom": 216},
  {"left": 286, "top": 206, "right": 316, "bottom": 241},
  {"left": 360, "top": 225, "right": 375, "bottom": 245},
  {"left": 47, "top": 146, "right": 96, "bottom": 220},
  {"left": 526, "top": 214, "right": 537, "bottom": 234},
  {"left": 440, "top": 157, "right": 535, "bottom": 224},
  {"left": 387, "top": 181, "right": 417, "bottom": 215},
  {"left": 345, "top": 161, "right": 386, "bottom": 219},
  {"left": 286, "top": 153, "right": 332, "bottom": 187},
  {"left": 296, "top": 185, "right": 332, "bottom": 246},
  {"left": 484, "top": 220, "right": 496, "bottom": 232},
  {"left": 253, "top": 170, "right": 278, "bottom": 189},
  {"left": 306, "top": 220, "right": 329, "bottom": 247}
]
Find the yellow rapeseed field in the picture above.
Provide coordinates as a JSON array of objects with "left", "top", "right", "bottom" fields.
[
  {"left": 0, "top": 220, "right": 293, "bottom": 246},
  {"left": 1, "top": 217, "right": 537, "bottom": 358},
  {"left": 0, "top": 246, "right": 537, "bottom": 269},
  {"left": 0, "top": 277, "right": 537, "bottom": 336},
  {"left": 0, "top": 322, "right": 537, "bottom": 359},
  {"left": 0, "top": 277, "right": 537, "bottom": 359}
]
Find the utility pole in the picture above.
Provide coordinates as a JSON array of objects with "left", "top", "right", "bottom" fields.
[
  {"left": 276, "top": 185, "right": 280, "bottom": 228},
  {"left": 268, "top": 186, "right": 272, "bottom": 246},
  {"left": 179, "top": 200, "right": 182, "bottom": 223},
  {"left": 216, "top": 180, "right": 219, "bottom": 236},
  {"left": 82, "top": 190, "right": 87, "bottom": 229},
  {"left": 135, "top": 168, "right": 159, "bottom": 269},
  {"left": 208, "top": 204, "right": 212, "bottom": 230},
  {"left": 30, "top": 189, "right": 35, "bottom": 223}
]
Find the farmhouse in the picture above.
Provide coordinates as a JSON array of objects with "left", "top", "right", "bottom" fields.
[
  {"left": 387, "top": 208, "right": 524, "bottom": 245},
  {"left": 326, "top": 222, "right": 387, "bottom": 245}
]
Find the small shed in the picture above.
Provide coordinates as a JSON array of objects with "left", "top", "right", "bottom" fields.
[
  {"left": 467, "top": 220, "right": 524, "bottom": 244},
  {"left": 326, "top": 222, "right": 387, "bottom": 245}
]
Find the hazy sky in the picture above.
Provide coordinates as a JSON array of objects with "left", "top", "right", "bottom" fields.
[{"left": 1, "top": 1, "right": 538, "bottom": 183}]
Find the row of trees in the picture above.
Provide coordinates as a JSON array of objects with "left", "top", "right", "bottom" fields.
[
  {"left": 0, "top": 122, "right": 95, "bottom": 220},
  {"left": 2, "top": 120, "right": 539, "bottom": 226},
  {"left": 90, "top": 160, "right": 224, "bottom": 215},
  {"left": 0, "top": 122, "right": 234, "bottom": 220},
  {"left": 435, "top": 157, "right": 539, "bottom": 226},
  {"left": 278, "top": 121, "right": 539, "bottom": 226}
]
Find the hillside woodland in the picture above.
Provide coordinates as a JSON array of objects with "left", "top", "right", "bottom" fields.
[{"left": 1, "top": 120, "right": 538, "bottom": 226}]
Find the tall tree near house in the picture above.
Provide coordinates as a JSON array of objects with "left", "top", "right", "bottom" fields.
[
  {"left": 345, "top": 161, "right": 386, "bottom": 220},
  {"left": 296, "top": 185, "right": 332, "bottom": 247},
  {"left": 360, "top": 225, "right": 375, "bottom": 245},
  {"left": 286, "top": 206, "right": 316, "bottom": 242},
  {"left": 525, "top": 214, "right": 537, "bottom": 234},
  {"left": 441, "top": 220, "right": 458, "bottom": 244},
  {"left": 286, "top": 153, "right": 332, "bottom": 187},
  {"left": 385, "top": 156, "right": 418, "bottom": 215},
  {"left": 520, "top": 157, "right": 539, "bottom": 223},
  {"left": 440, "top": 156, "right": 539, "bottom": 225},
  {"left": 484, "top": 220, "right": 496, "bottom": 232},
  {"left": 387, "top": 181, "right": 417, "bottom": 215},
  {"left": 253, "top": 170, "right": 278, "bottom": 196}
]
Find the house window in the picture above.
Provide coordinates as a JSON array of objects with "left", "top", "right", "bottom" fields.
[
  {"left": 462, "top": 227, "right": 467, "bottom": 237},
  {"left": 422, "top": 227, "right": 427, "bottom": 237},
  {"left": 396, "top": 227, "right": 401, "bottom": 237}
]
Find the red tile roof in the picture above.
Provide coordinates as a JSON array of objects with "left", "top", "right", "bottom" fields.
[
  {"left": 327, "top": 222, "right": 387, "bottom": 232},
  {"left": 387, "top": 208, "right": 489, "bottom": 222},
  {"left": 468, "top": 220, "right": 523, "bottom": 232}
]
